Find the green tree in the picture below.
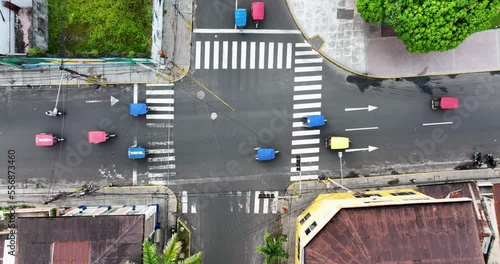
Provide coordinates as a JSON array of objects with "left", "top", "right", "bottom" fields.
[
  {"left": 128, "top": 234, "right": 202, "bottom": 264},
  {"left": 256, "top": 233, "right": 288, "bottom": 264},
  {"left": 357, "top": 0, "right": 500, "bottom": 53}
]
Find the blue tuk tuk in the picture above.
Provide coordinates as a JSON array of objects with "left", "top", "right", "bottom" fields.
[
  {"left": 129, "top": 103, "right": 149, "bottom": 116},
  {"left": 304, "top": 115, "right": 326, "bottom": 128},
  {"left": 128, "top": 146, "right": 146, "bottom": 159},
  {"left": 235, "top": 9, "right": 247, "bottom": 30},
  {"left": 254, "top": 147, "right": 279, "bottom": 161}
]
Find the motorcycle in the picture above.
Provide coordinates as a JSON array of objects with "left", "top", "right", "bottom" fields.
[
  {"left": 484, "top": 154, "right": 497, "bottom": 168},
  {"left": 473, "top": 152, "right": 483, "bottom": 169},
  {"left": 45, "top": 110, "right": 63, "bottom": 117}
]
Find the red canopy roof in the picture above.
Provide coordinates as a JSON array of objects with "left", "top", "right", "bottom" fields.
[
  {"left": 88, "top": 131, "right": 107, "bottom": 143},
  {"left": 35, "top": 134, "right": 54, "bottom": 146},
  {"left": 440, "top": 97, "right": 459, "bottom": 109}
]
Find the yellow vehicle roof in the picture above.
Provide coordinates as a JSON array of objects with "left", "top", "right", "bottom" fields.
[{"left": 329, "top": 136, "right": 350, "bottom": 149}]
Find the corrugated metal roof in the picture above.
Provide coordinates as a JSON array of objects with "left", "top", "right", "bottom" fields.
[
  {"left": 53, "top": 241, "right": 89, "bottom": 263},
  {"left": 493, "top": 184, "right": 500, "bottom": 236}
]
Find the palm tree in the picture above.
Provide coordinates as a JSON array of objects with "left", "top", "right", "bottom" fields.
[
  {"left": 132, "top": 233, "right": 202, "bottom": 264},
  {"left": 256, "top": 233, "right": 288, "bottom": 264}
]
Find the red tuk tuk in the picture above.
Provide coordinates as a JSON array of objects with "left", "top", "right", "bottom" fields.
[
  {"left": 251, "top": 2, "right": 264, "bottom": 28},
  {"left": 35, "top": 133, "right": 64, "bottom": 147},
  {"left": 432, "top": 97, "right": 459, "bottom": 110},
  {"left": 88, "top": 131, "right": 116, "bottom": 144}
]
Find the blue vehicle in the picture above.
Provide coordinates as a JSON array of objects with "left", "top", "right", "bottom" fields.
[
  {"left": 304, "top": 115, "right": 326, "bottom": 128},
  {"left": 235, "top": 9, "right": 247, "bottom": 30},
  {"left": 254, "top": 147, "right": 279, "bottom": 161},
  {"left": 129, "top": 103, "right": 149, "bottom": 116},
  {"left": 128, "top": 146, "right": 146, "bottom": 159}
]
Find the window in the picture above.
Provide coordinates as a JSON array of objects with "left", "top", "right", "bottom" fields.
[
  {"left": 305, "top": 221, "right": 317, "bottom": 235},
  {"left": 354, "top": 193, "right": 382, "bottom": 198},
  {"left": 297, "top": 238, "right": 301, "bottom": 260},
  {"left": 390, "top": 191, "right": 416, "bottom": 196},
  {"left": 300, "top": 213, "right": 311, "bottom": 225}
]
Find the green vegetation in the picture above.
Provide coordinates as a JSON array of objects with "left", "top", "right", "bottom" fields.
[
  {"left": 357, "top": 0, "right": 500, "bottom": 53},
  {"left": 491, "top": 12, "right": 500, "bottom": 29},
  {"left": 48, "top": 0, "right": 152, "bottom": 56},
  {"left": 256, "top": 233, "right": 288, "bottom": 264},
  {"left": 139, "top": 235, "right": 202, "bottom": 264}
]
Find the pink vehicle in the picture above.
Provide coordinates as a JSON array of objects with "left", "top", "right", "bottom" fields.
[
  {"left": 88, "top": 131, "right": 116, "bottom": 144},
  {"left": 35, "top": 133, "right": 64, "bottom": 147},
  {"left": 251, "top": 2, "right": 264, "bottom": 28}
]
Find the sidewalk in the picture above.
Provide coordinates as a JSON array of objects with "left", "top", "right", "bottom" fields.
[
  {"left": 287, "top": 0, "right": 500, "bottom": 78},
  {"left": 281, "top": 168, "right": 500, "bottom": 264}
]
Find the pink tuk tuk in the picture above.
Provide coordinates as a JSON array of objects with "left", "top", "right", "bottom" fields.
[
  {"left": 35, "top": 133, "right": 64, "bottom": 147},
  {"left": 251, "top": 2, "right": 264, "bottom": 28},
  {"left": 88, "top": 131, "right": 116, "bottom": 144}
]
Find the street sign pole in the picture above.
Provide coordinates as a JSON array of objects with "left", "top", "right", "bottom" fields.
[
  {"left": 296, "top": 155, "right": 301, "bottom": 196},
  {"left": 338, "top": 152, "right": 344, "bottom": 186}
]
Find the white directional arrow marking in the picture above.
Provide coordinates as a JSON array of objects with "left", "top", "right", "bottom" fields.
[
  {"left": 110, "top": 96, "right": 119, "bottom": 106},
  {"left": 345, "top": 146, "right": 378, "bottom": 153},
  {"left": 345, "top": 105, "right": 378, "bottom": 112}
]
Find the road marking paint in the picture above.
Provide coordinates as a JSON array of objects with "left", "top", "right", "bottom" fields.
[
  {"left": 277, "top": 43, "right": 283, "bottom": 69},
  {"left": 345, "top": 127, "right": 379, "bottom": 131},
  {"left": 295, "top": 50, "right": 319, "bottom": 56},
  {"left": 146, "top": 90, "right": 174, "bottom": 95},
  {"left": 291, "top": 156, "right": 319, "bottom": 163},
  {"left": 295, "top": 58, "right": 322, "bottom": 64},
  {"left": 295, "top": 42, "right": 310, "bottom": 47},
  {"left": 86, "top": 100, "right": 109, "bottom": 104},
  {"left": 133, "top": 169, "right": 137, "bottom": 185},
  {"left": 294, "top": 84, "right": 322, "bottom": 91},
  {"left": 259, "top": 42, "right": 265, "bottom": 69},
  {"left": 292, "top": 130, "right": 320, "bottom": 137},
  {"left": 250, "top": 42, "right": 256, "bottom": 69},
  {"left": 246, "top": 191, "right": 251, "bottom": 214},
  {"left": 146, "top": 98, "right": 174, "bottom": 104},
  {"left": 422, "top": 122, "right": 453, "bottom": 126},
  {"left": 148, "top": 141, "right": 174, "bottom": 146},
  {"left": 292, "top": 139, "right": 320, "bottom": 145},
  {"left": 147, "top": 149, "right": 175, "bottom": 154},
  {"left": 229, "top": 191, "right": 234, "bottom": 212},
  {"left": 148, "top": 172, "right": 176, "bottom": 178},
  {"left": 293, "top": 122, "right": 304, "bottom": 128},
  {"left": 195, "top": 41, "right": 201, "bottom": 69},
  {"left": 222, "top": 41, "right": 228, "bottom": 69},
  {"left": 268, "top": 42, "right": 274, "bottom": 69},
  {"left": 147, "top": 123, "right": 174, "bottom": 128},
  {"left": 148, "top": 106, "right": 174, "bottom": 112},
  {"left": 291, "top": 166, "right": 318, "bottom": 172},
  {"left": 191, "top": 204, "right": 196, "bottom": 214},
  {"left": 263, "top": 193, "right": 269, "bottom": 214},
  {"left": 146, "top": 114, "right": 174, "bottom": 120},
  {"left": 286, "top": 43, "right": 292, "bottom": 69},
  {"left": 148, "top": 156, "right": 175, "bottom": 162},
  {"left": 271, "top": 191, "right": 279, "bottom": 214},
  {"left": 293, "top": 93, "right": 322, "bottom": 100},
  {"left": 213, "top": 41, "right": 219, "bottom": 69},
  {"left": 204, "top": 41, "right": 210, "bottom": 69},
  {"left": 292, "top": 148, "right": 320, "bottom": 155},
  {"left": 293, "top": 111, "right": 321, "bottom": 118},
  {"left": 149, "top": 180, "right": 168, "bottom": 185},
  {"left": 149, "top": 164, "right": 176, "bottom": 170},
  {"left": 236, "top": 191, "right": 242, "bottom": 212},
  {"left": 232, "top": 41, "right": 238, "bottom": 69},
  {"left": 293, "top": 102, "right": 322, "bottom": 110},
  {"left": 146, "top": 83, "right": 174, "bottom": 86},
  {"left": 294, "top": 76, "right": 322, "bottom": 82},
  {"left": 241, "top": 41, "right": 247, "bottom": 69},
  {"left": 182, "top": 191, "right": 188, "bottom": 214},
  {"left": 133, "top": 83, "right": 138, "bottom": 104},
  {"left": 193, "top": 28, "right": 301, "bottom": 34},
  {"left": 254, "top": 191, "right": 260, "bottom": 214},
  {"left": 290, "top": 175, "right": 318, "bottom": 181},
  {"left": 295, "top": 66, "right": 322, "bottom": 73}
]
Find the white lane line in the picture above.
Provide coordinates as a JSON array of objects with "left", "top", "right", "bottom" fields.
[
  {"left": 277, "top": 43, "right": 283, "bottom": 69},
  {"left": 291, "top": 156, "right": 319, "bottom": 163},
  {"left": 229, "top": 191, "right": 234, "bottom": 212},
  {"left": 149, "top": 164, "right": 176, "bottom": 170},
  {"left": 293, "top": 94, "right": 322, "bottom": 100},
  {"left": 222, "top": 41, "right": 228, "bottom": 69},
  {"left": 148, "top": 141, "right": 174, "bottom": 146},
  {"left": 254, "top": 191, "right": 260, "bottom": 214},
  {"left": 204, "top": 41, "right": 210, "bottom": 69},
  {"left": 232, "top": 41, "right": 238, "bottom": 69},
  {"left": 422, "top": 122, "right": 454, "bottom": 126},
  {"left": 191, "top": 204, "right": 196, "bottom": 214},
  {"left": 295, "top": 58, "right": 323, "bottom": 64},
  {"left": 286, "top": 43, "right": 292, "bottom": 68},
  {"left": 268, "top": 42, "right": 274, "bottom": 69},
  {"left": 291, "top": 166, "right": 318, "bottom": 172},
  {"left": 293, "top": 111, "right": 321, "bottom": 118},
  {"left": 294, "top": 76, "right": 322, "bottom": 82},
  {"left": 250, "top": 42, "right": 256, "bottom": 69},
  {"left": 148, "top": 156, "right": 175, "bottom": 162},
  {"left": 236, "top": 191, "right": 242, "bottom": 212},
  {"left": 241, "top": 41, "right": 247, "bottom": 69},
  {"left": 295, "top": 50, "right": 319, "bottom": 56},
  {"left": 195, "top": 41, "right": 201, "bottom": 69},
  {"left": 147, "top": 149, "right": 175, "bottom": 154},
  {"left": 293, "top": 122, "right": 304, "bottom": 128},
  {"left": 133, "top": 83, "right": 138, "bottom": 104},
  {"left": 213, "top": 41, "right": 219, "bottom": 69},
  {"left": 295, "top": 42, "right": 310, "bottom": 47},
  {"left": 146, "top": 114, "right": 174, "bottom": 120},
  {"left": 147, "top": 123, "right": 174, "bottom": 128},
  {"left": 148, "top": 106, "right": 174, "bottom": 112},
  {"left": 292, "top": 130, "right": 320, "bottom": 137},
  {"left": 292, "top": 148, "right": 320, "bottom": 155},
  {"left": 149, "top": 180, "right": 168, "bottom": 185},
  {"left": 148, "top": 172, "right": 176, "bottom": 178},
  {"left": 294, "top": 84, "right": 322, "bottom": 91},
  {"left": 291, "top": 175, "right": 318, "bottom": 181},
  {"left": 246, "top": 191, "right": 251, "bottom": 214},
  {"left": 294, "top": 102, "right": 322, "bottom": 110},
  {"left": 146, "top": 90, "right": 174, "bottom": 95},
  {"left": 146, "top": 83, "right": 174, "bottom": 86},
  {"left": 295, "top": 66, "right": 323, "bottom": 73},
  {"left": 133, "top": 169, "right": 137, "bottom": 185},
  {"left": 263, "top": 193, "right": 269, "bottom": 214},
  {"left": 182, "top": 191, "right": 188, "bottom": 214},
  {"left": 259, "top": 42, "right": 265, "bottom": 69},
  {"left": 193, "top": 28, "right": 301, "bottom": 34},
  {"left": 271, "top": 191, "right": 279, "bottom": 214},
  {"left": 345, "top": 127, "right": 379, "bottom": 131},
  {"left": 292, "top": 139, "right": 320, "bottom": 145},
  {"left": 146, "top": 98, "right": 174, "bottom": 104}
]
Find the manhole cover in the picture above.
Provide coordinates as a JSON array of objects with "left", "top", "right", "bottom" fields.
[
  {"left": 197, "top": 91, "right": 205, "bottom": 99},
  {"left": 211, "top": 112, "right": 218, "bottom": 120}
]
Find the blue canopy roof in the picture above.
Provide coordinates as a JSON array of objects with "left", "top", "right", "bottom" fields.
[
  {"left": 257, "top": 148, "right": 276, "bottom": 161},
  {"left": 235, "top": 9, "right": 247, "bottom": 27},
  {"left": 306, "top": 115, "right": 325, "bottom": 127},
  {"left": 128, "top": 146, "right": 146, "bottom": 159},
  {"left": 129, "top": 103, "right": 148, "bottom": 116}
]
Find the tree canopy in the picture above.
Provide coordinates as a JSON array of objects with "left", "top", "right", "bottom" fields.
[
  {"left": 256, "top": 233, "right": 288, "bottom": 264},
  {"left": 357, "top": 0, "right": 500, "bottom": 53}
]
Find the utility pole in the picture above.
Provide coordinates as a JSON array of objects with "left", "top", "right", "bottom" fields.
[
  {"left": 296, "top": 155, "right": 301, "bottom": 196},
  {"left": 338, "top": 152, "right": 344, "bottom": 186}
]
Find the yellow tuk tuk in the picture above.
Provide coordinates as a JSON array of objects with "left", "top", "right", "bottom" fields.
[{"left": 325, "top": 136, "right": 350, "bottom": 150}]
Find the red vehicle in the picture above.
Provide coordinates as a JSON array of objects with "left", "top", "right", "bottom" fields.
[
  {"left": 251, "top": 2, "right": 264, "bottom": 28},
  {"left": 432, "top": 97, "right": 458, "bottom": 110},
  {"left": 35, "top": 133, "right": 64, "bottom": 147},
  {"left": 88, "top": 131, "right": 116, "bottom": 144}
]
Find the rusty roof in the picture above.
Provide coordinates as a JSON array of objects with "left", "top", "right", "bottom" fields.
[
  {"left": 494, "top": 184, "right": 500, "bottom": 237},
  {"left": 417, "top": 181, "right": 480, "bottom": 199},
  {"left": 16, "top": 215, "right": 144, "bottom": 264},
  {"left": 304, "top": 201, "right": 484, "bottom": 264}
]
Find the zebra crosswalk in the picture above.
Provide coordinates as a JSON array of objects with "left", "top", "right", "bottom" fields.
[{"left": 195, "top": 40, "right": 294, "bottom": 70}]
